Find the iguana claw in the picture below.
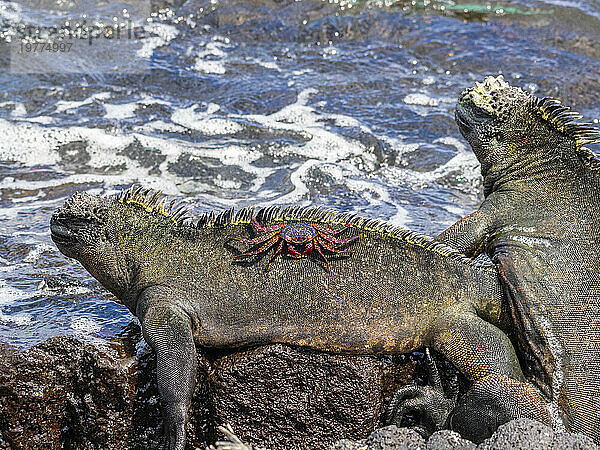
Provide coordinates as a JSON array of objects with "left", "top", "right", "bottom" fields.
[{"left": 385, "top": 349, "right": 457, "bottom": 437}]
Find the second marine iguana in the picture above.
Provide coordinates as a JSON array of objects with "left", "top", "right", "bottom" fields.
[
  {"left": 49, "top": 186, "right": 546, "bottom": 449},
  {"left": 388, "top": 75, "right": 600, "bottom": 443}
]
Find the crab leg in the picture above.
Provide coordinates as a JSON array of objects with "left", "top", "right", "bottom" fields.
[
  {"left": 313, "top": 241, "right": 331, "bottom": 272},
  {"left": 318, "top": 232, "right": 361, "bottom": 245},
  {"left": 312, "top": 223, "right": 353, "bottom": 235},
  {"left": 252, "top": 217, "right": 285, "bottom": 233},
  {"left": 299, "top": 241, "right": 314, "bottom": 258},
  {"left": 316, "top": 236, "right": 354, "bottom": 254},
  {"left": 286, "top": 242, "right": 305, "bottom": 258},
  {"left": 234, "top": 231, "right": 279, "bottom": 246},
  {"left": 267, "top": 239, "right": 285, "bottom": 271},
  {"left": 235, "top": 235, "right": 280, "bottom": 259}
]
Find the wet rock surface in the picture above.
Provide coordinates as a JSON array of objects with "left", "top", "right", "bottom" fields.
[
  {"left": 211, "top": 344, "right": 389, "bottom": 448},
  {"left": 0, "top": 335, "right": 414, "bottom": 449},
  {"left": 478, "top": 418, "right": 598, "bottom": 450},
  {"left": 327, "top": 421, "right": 597, "bottom": 450},
  {"left": 1, "top": 337, "right": 597, "bottom": 450}
]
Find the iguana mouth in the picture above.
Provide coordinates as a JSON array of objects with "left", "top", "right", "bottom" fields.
[
  {"left": 455, "top": 106, "right": 473, "bottom": 133},
  {"left": 50, "top": 218, "right": 76, "bottom": 246}
]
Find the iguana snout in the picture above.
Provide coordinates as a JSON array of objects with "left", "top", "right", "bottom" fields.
[
  {"left": 50, "top": 192, "right": 109, "bottom": 256},
  {"left": 51, "top": 191, "right": 131, "bottom": 304}
]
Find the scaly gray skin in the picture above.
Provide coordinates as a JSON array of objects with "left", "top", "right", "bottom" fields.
[
  {"left": 50, "top": 187, "right": 543, "bottom": 449},
  {"left": 434, "top": 75, "right": 600, "bottom": 442}
]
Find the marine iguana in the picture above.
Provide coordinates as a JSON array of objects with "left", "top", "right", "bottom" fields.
[
  {"left": 49, "top": 187, "right": 544, "bottom": 449},
  {"left": 388, "top": 75, "right": 600, "bottom": 443}
]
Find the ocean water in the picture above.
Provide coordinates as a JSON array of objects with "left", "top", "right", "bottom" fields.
[{"left": 0, "top": 0, "right": 599, "bottom": 348}]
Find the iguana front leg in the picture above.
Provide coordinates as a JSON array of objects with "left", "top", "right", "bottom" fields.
[{"left": 138, "top": 290, "right": 198, "bottom": 450}]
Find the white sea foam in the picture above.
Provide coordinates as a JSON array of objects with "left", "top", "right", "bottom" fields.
[
  {"left": 1, "top": 84, "right": 457, "bottom": 227},
  {"left": 167, "top": 89, "right": 375, "bottom": 209},
  {"left": 139, "top": 95, "right": 170, "bottom": 105},
  {"left": 326, "top": 113, "right": 361, "bottom": 128},
  {"left": 421, "top": 76, "right": 436, "bottom": 85},
  {"left": 403, "top": 92, "right": 455, "bottom": 117},
  {"left": 134, "top": 120, "right": 188, "bottom": 134},
  {"left": 37, "top": 279, "right": 91, "bottom": 296},
  {"left": 0, "top": 119, "right": 61, "bottom": 165},
  {"left": 378, "top": 134, "right": 480, "bottom": 195},
  {"left": 0, "top": 281, "right": 35, "bottom": 326},
  {"left": 435, "top": 136, "right": 467, "bottom": 152},
  {"left": 54, "top": 92, "right": 112, "bottom": 114},
  {"left": 1, "top": 86, "right": 380, "bottom": 207},
  {"left": 429, "top": 138, "right": 480, "bottom": 183},
  {"left": 104, "top": 101, "right": 138, "bottom": 120},
  {"left": 268, "top": 159, "right": 320, "bottom": 205},
  {"left": 246, "top": 57, "right": 280, "bottom": 71},
  {"left": 380, "top": 135, "right": 420, "bottom": 157},
  {"left": 318, "top": 162, "right": 409, "bottom": 225},
  {"left": 404, "top": 93, "right": 440, "bottom": 106},
  {"left": 199, "top": 41, "right": 228, "bottom": 58},
  {"left": 171, "top": 104, "right": 243, "bottom": 135},
  {"left": 23, "top": 243, "right": 55, "bottom": 263},
  {"left": 136, "top": 23, "right": 179, "bottom": 58},
  {"left": 193, "top": 38, "right": 231, "bottom": 74},
  {"left": 0, "top": 311, "right": 33, "bottom": 326},
  {"left": 70, "top": 317, "right": 102, "bottom": 334},
  {"left": 22, "top": 116, "right": 54, "bottom": 124},
  {"left": 247, "top": 89, "right": 377, "bottom": 167},
  {"left": 0, "top": 0, "right": 22, "bottom": 22},
  {"left": 0, "top": 117, "right": 183, "bottom": 189},
  {"left": 0, "top": 282, "right": 26, "bottom": 305},
  {"left": 194, "top": 60, "right": 226, "bottom": 74},
  {"left": 213, "top": 174, "right": 242, "bottom": 190},
  {"left": 10, "top": 103, "right": 27, "bottom": 117},
  {"left": 445, "top": 204, "right": 466, "bottom": 216}
]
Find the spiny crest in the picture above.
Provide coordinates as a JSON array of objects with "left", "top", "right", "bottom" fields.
[
  {"left": 533, "top": 97, "right": 600, "bottom": 148},
  {"left": 190, "top": 203, "right": 493, "bottom": 269},
  {"left": 117, "top": 185, "right": 192, "bottom": 224},
  {"left": 113, "top": 187, "right": 491, "bottom": 268},
  {"left": 532, "top": 96, "right": 600, "bottom": 172}
]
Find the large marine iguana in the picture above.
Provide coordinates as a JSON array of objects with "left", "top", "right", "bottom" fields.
[
  {"left": 49, "top": 187, "right": 545, "bottom": 449},
  {"left": 388, "top": 75, "right": 600, "bottom": 443}
]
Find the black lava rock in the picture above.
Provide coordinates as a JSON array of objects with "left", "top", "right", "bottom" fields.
[{"left": 0, "top": 336, "right": 414, "bottom": 449}]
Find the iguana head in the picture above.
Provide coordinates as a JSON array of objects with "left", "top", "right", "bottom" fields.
[
  {"left": 455, "top": 75, "right": 600, "bottom": 185},
  {"left": 51, "top": 187, "right": 191, "bottom": 309},
  {"left": 50, "top": 192, "right": 129, "bottom": 301}
]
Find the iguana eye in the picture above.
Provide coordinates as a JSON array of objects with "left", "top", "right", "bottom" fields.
[{"left": 494, "top": 131, "right": 504, "bottom": 142}]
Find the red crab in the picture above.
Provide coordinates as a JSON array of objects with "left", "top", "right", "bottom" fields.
[{"left": 233, "top": 217, "right": 361, "bottom": 272}]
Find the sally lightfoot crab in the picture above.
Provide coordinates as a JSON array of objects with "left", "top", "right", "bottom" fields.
[{"left": 232, "top": 217, "right": 361, "bottom": 272}]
